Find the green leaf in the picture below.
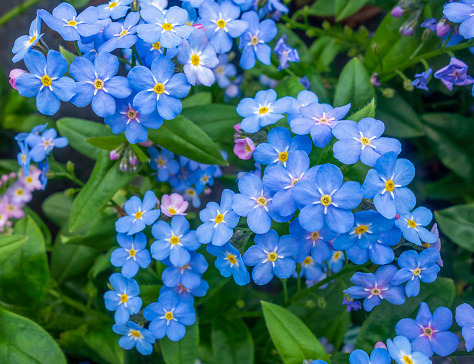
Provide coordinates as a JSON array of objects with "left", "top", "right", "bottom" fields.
[
  {"left": 51, "top": 241, "right": 99, "bottom": 283},
  {"left": 59, "top": 45, "right": 76, "bottom": 65},
  {"left": 86, "top": 136, "right": 126, "bottom": 151},
  {"left": 148, "top": 115, "right": 227, "bottom": 166},
  {"left": 42, "top": 192, "right": 74, "bottom": 226},
  {"left": 0, "top": 235, "right": 28, "bottom": 267},
  {"left": 261, "top": 301, "right": 329, "bottom": 364},
  {"left": 181, "top": 92, "right": 212, "bottom": 108},
  {"left": 348, "top": 99, "right": 376, "bottom": 122},
  {"left": 130, "top": 144, "right": 150, "bottom": 162},
  {"left": 435, "top": 205, "right": 474, "bottom": 252},
  {"left": 355, "top": 277, "right": 455, "bottom": 352},
  {"left": 69, "top": 151, "right": 136, "bottom": 231},
  {"left": 84, "top": 327, "right": 125, "bottom": 364},
  {"left": 308, "top": 0, "right": 336, "bottom": 16},
  {"left": 275, "top": 76, "right": 306, "bottom": 98},
  {"left": 0, "top": 216, "right": 49, "bottom": 310},
  {"left": 335, "top": 0, "right": 368, "bottom": 21},
  {"left": 421, "top": 113, "right": 474, "bottom": 182},
  {"left": 334, "top": 58, "right": 375, "bottom": 112},
  {"left": 211, "top": 317, "right": 254, "bottom": 364},
  {"left": 161, "top": 322, "right": 199, "bottom": 364},
  {"left": 57, "top": 118, "right": 113, "bottom": 159},
  {"left": 0, "top": 307, "right": 67, "bottom": 364},
  {"left": 0, "top": 159, "right": 19, "bottom": 173}
]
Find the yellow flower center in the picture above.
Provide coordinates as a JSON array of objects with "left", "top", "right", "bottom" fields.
[
  {"left": 385, "top": 180, "right": 395, "bottom": 192},
  {"left": 191, "top": 54, "right": 200, "bottom": 66},
  {"left": 67, "top": 20, "right": 78, "bottom": 27},
  {"left": 162, "top": 23, "right": 173, "bottom": 31},
  {"left": 355, "top": 225, "right": 368, "bottom": 235},
  {"left": 413, "top": 267, "right": 421, "bottom": 276},
  {"left": 170, "top": 236, "right": 180, "bottom": 245},
  {"left": 154, "top": 83, "right": 165, "bottom": 94},
  {"left": 129, "top": 248, "right": 136, "bottom": 257},
  {"left": 217, "top": 19, "right": 226, "bottom": 28},
  {"left": 257, "top": 197, "right": 267, "bottom": 206},
  {"left": 26, "top": 177, "right": 33, "bottom": 183},
  {"left": 94, "top": 79, "right": 104, "bottom": 90},
  {"left": 109, "top": 2, "right": 118, "bottom": 9},
  {"left": 320, "top": 195, "right": 331, "bottom": 206},
  {"left": 157, "top": 158, "right": 165, "bottom": 166},
  {"left": 227, "top": 253, "right": 237, "bottom": 264},
  {"left": 403, "top": 356, "right": 413, "bottom": 364},
  {"left": 423, "top": 243, "right": 430, "bottom": 248},
  {"left": 423, "top": 327, "right": 433, "bottom": 336},
  {"left": 245, "top": 144, "right": 252, "bottom": 152},
  {"left": 119, "top": 29, "right": 128, "bottom": 37},
  {"left": 120, "top": 293, "right": 128, "bottom": 303},
  {"left": 371, "top": 288, "right": 381, "bottom": 296},
  {"left": 267, "top": 252, "right": 278, "bottom": 262},
  {"left": 251, "top": 36, "right": 259, "bottom": 45},
  {"left": 152, "top": 42, "right": 161, "bottom": 50},
  {"left": 134, "top": 211, "right": 143, "bottom": 219},
  {"left": 29, "top": 35, "right": 37, "bottom": 44},
  {"left": 215, "top": 214, "right": 224, "bottom": 223},
  {"left": 333, "top": 251, "right": 341, "bottom": 260},
  {"left": 165, "top": 311, "right": 174, "bottom": 320},
  {"left": 303, "top": 256, "right": 312, "bottom": 265},
  {"left": 127, "top": 109, "right": 137, "bottom": 119},
  {"left": 310, "top": 231, "right": 319, "bottom": 240},
  {"left": 278, "top": 151, "right": 288, "bottom": 162},
  {"left": 408, "top": 219, "right": 417, "bottom": 228},
  {"left": 360, "top": 137, "right": 371, "bottom": 146},
  {"left": 41, "top": 75, "right": 52, "bottom": 87},
  {"left": 168, "top": 208, "right": 176, "bottom": 215},
  {"left": 16, "top": 189, "right": 23, "bottom": 195},
  {"left": 318, "top": 116, "right": 330, "bottom": 124},
  {"left": 258, "top": 106, "right": 269, "bottom": 114},
  {"left": 290, "top": 177, "right": 300, "bottom": 187},
  {"left": 22, "top": 155, "right": 26, "bottom": 162},
  {"left": 131, "top": 330, "right": 141, "bottom": 338}
]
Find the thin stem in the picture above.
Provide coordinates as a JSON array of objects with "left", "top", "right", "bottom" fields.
[
  {"left": 297, "top": 266, "right": 302, "bottom": 293},
  {"left": 73, "top": 41, "right": 82, "bottom": 57},
  {"left": 409, "top": 41, "right": 426, "bottom": 60},
  {"left": 117, "top": 56, "right": 133, "bottom": 67},
  {"left": 450, "top": 356, "right": 458, "bottom": 364},
  {"left": 0, "top": 0, "right": 43, "bottom": 26},
  {"left": 132, "top": 45, "right": 143, "bottom": 66},
  {"left": 48, "top": 289, "right": 110, "bottom": 321},
  {"left": 282, "top": 279, "right": 288, "bottom": 302}
]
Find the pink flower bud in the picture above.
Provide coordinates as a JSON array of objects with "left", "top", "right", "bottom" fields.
[
  {"left": 129, "top": 156, "right": 138, "bottom": 166},
  {"left": 436, "top": 19, "right": 450, "bottom": 38},
  {"left": 9, "top": 69, "right": 27, "bottom": 90},
  {"left": 233, "top": 138, "right": 255, "bottom": 160},
  {"left": 9, "top": 172, "right": 16, "bottom": 179},
  {"left": 233, "top": 123, "right": 243, "bottom": 138},
  {"left": 192, "top": 23, "right": 205, "bottom": 31},
  {"left": 374, "top": 342, "right": 387, "bottom": 350},
  {"left": 395, "top": 214, "right": 401, "bottom": 220},
  {"left": 391, "top": 6, "right": 403, "bottom": 18},
  {"left": 1, "top": 175, "right": 8, "bottom": 182},
  {"left": 110, "top": 150, "right": 120, "bottom": 160},
  {"left": 139, "top": 139, "right": 153, "bottom": 147}
]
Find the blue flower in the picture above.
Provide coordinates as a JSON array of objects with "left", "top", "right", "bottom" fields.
[
  {"left": 254, "top": 127, "right": 312, "bottom": 167},
  {"left": 395, "top": 302, "right": 459, "bottom": 357},
  {"left": 274, "top": 35, "right": 300, "bottom": 71},
  {"left": 162, "top": 253, "right": 208, "bottom": 289},
  {"left": 214, "top": 54, "right": 237, "bottom": 88},
  {"left": 151, "top": 216, "right": 200, "bottom": 267},
  {"left": 242, "top": 230, "right": 298, "bottom": 285},
  {"left": 259, "top": 0, "right": 289, "bottom": 18},
  {"left": 386, "top": 336, "right": 431, "bottom": 364},
  {"left": 349, "top": 348, "right": 391, "bottom": 364},
  {"left": 38, "top": 159, "right": 49, "bottom": 189},
  {"left": 99, "top": 11, "right": 140, "bottom": 52},
  {"left": 391, "top": 248, "right": 440, "bottom": 297},
  {"left": 183, "top": 187, "right": 201, "bottom": 208},
  {"left": 178, "top": 29, "right": 219, "bottom": 86},
  {"left": 362, "top": 152, "right": 416, "bottom": 219},
  {"left": 15, "top": 50, "right": 76, "bottom": 116},
  {"left": 434, "top": 57, "right": 474, "bottom": 91},
  {"left": 420, "top": 18, "right": 437, "bottom": 32},
  {"left": 456, "top": 303, "right": 474, "bottom": 352},
  {"left": 112, "top": 321, "right": 155, "bottom": 355},
  {"left": 193, "top": 166, "right": 217, "bottom": 192},
  {"left": 15, "top": 123, "right": 47, "bottom": 142},
  {"left": 128, "top": 55, "right": 190, "bottom": 119},
  {"left": 289, "top": 101, "right": 351, "bottom": 148},
  {"left": 98, "top": 0, "right": 134, "bottom": 20},
  {"left": 12, "top": 15, "right": 43, "bottom": 63},
  {"left": 104, "top": 273, "right": 142, "bottom": 324},
  {"left": 104, "top": 95, "right": 163, "bottom": 144},
  {"left": 25, "top": 128, "right": 68, "bottom": 162},
  {"left": 198, "top": 1, "right": 248, "bottom": 54},
  {"left": 115, "top": 191, "right": 160, "bottom": 235},
  {"left": 332, "top": 118, "right": 401, "bottom": 167},
  {"left": 159, "top": 280, "right": 209, "bottom": 304},
  {"left": 298, "top": 256, "right": 324, "bottom": 281},
  {"left": 236, "top": 89, "right": 293, "bottom": 133},
  {"left": 17, "top": 142, "right": 31, "bottom": 176},
  {"left": 411, "top": 68, "right": 432, "bottom": 91},
  {"left": 443, "top": 1, "right": 474, "bottom": 39},
  {"left": 70, "top": 52, "right": 132, "bottom": 117},
  {"left": 111, "top": 233, "right": 151, "bottom": 278},
  {"left": 143, "top": 291, "right": 196, "bottom": 341},
  {"left": 39, "top": 3, "right": 101, "bottom": 41},
  {"left": 328, "top": 250, "right": 345, "bottom": 273},
  {"left": 293, "top": 163, "right": 362, "bottom": 234},
  {"left": 139, "top": 0, "right": 168, "bottom": 11},
  {"left": 148, "top": 147, "right": 180, "bottom": 182},
  {"left": 196, "top": 189, "right": 239, "bottom": 246},
  {"left": 344, "top": 265, "right": 405, "bottom": 312},
  {"left": 137, "top": 6, "right": 193, "bottom": 48},
  {"left": 207, "top": 243, "right": 250, "bottom": 285},
  {"left": 395, "top": 207, "right": 437, "bottom": 246},
  {"left": 263, "top": 150, "right": 317, "bottom": 217},
  {"left": 287, "top": 90, "right": 319, "bottom": 122},
  {"left": 238, "top": 11, "right": 277, "bottom": 69}
]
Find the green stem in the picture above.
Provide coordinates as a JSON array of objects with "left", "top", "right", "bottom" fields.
[
  {"left": 48, "top": 289, "right": 110, "bottom": 321},
  {"left": 450, "top": 356, "right": 458, "bottom": 364},
  {"left": 132, "top": 45, "right": 143, "bottom": 66},
  {"left": 73, "top": 41, "right": 82, "bottom": 57},
  {"left": 297, "top": 266, "right": 302, "bottom": 293},
  {"left": 282, "top": 279, "right": 288, "bottom": 302},
  {"left": 117, "top": 56, "right": 133, "bottom": 67},
  {"left": 409, "top": 41, "right": 426, "bottom": 60},
  {"left": 0, "top": 0, "right": 43, "bottom": 27}
]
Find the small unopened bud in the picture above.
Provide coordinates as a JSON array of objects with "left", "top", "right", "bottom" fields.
[
  {"left": 371, "top": 42, "right": 380, "bottom": 56},
  {"left": 110, "top": 149, "right": 120, "bottom": 161},
  {"left": 395, "top": 214, "right": 401, "bottom": 220},
  {"left": 375, "top": 342, "right": 387, "bottom": 349},
  {"left": 317, "top": 297, "right": 327, "bottom": 308},
  {"left": 204, "top": 187, "right": 212, "bottom": 195},
  {"left": 1, "top": 175, "right": 8, "bottom": 182},
  {"left": 129, "top": 163, "right": 137, "bottom": 173},
  {"left": 139, "top": 139, "right": 153, "bottom": 147},
  {"left": 322, "top": 21, "right": 331, "bottom": 30},
  {"left": 192, "top": 23, "right": 205, "bottom": 31},
  {"left": 64, "top": 188, "right": 77, "bottom": 196},
  {"left": 119, "top": 157, "right": 129, "bottom": 172},
  {"left": 400, "top": 23, "right": 415, "bottom": 36},
  {"left": 66, "top": 161, "right": 75, "bottom": 173},
  {"left": 391, "top": 6, "right": 404, "bottom": 18},
  {"left": 382, "top": 88, "right": 395, "bottom": 98},
  {"left": 129, "top": 155, "right": 138, "bottom": 166},
  {"left": 436, "top": 18, "right": 450, "bottom": 38},
  {"left": 9, "top": 172, "right": 16, "bottom": 179},
  {"left": 403, "top": 79, "right": 414, "bottom": 91},
  {"left": 9, "top": 69, "right": 27, "bottom": 90},
  {"left": 422, "top": 28, "right": 433, "bottom": 42}
]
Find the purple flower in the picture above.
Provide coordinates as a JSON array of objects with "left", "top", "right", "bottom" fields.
[
  {"left": 273, "top": 35, "right": 300, "bottom": 71},
  {"left": 343, "top": 297, "right": 362, "bottom": 312},
  {"left": 411, "top": 68, "right": 432, "bottom": 91},
  {"left": 434, "top": 57, "right": 474, "bottom": 91},
  {"left": 420, "top": 18, "right": 437, "bottom": 32}
]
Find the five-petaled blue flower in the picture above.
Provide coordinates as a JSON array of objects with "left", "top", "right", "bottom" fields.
[
  {"left": 17, "top": 142, "right": 31, "bottom": 176},
  {"left": 115, "top": 190, "right": 160, "bottom": 235},
  {"left": 395, "top": 302, "right": 459, "bottom": 357},
  {"left": 456, "top": 303, "right": 474, "bottom": 352},
  {"left": 395, "top": 207, "right": 437, "bottom": 246},
  {"left": 274, "top": 35, "right": 300, "bottom": 71},
  {"left": 12, "top": 15, "right": 43, "bottom": 63},
  {"left": 287, "top": 90, "right": 319, "bottom": 122},
  {"left": 148, "top": 147, "right": 180, "bottom": 182},
  {"left": 113, "top": 321, "right": 155, "bottom": 355},
  {"left": 98, "top": 0, "right": 134, "bottom": 20},
  {"left": 214, "top": 54, "right": 238, "bottom": 88},
  {"left": 16, "top": 50, "right": 76, "bottom": 116},
  {"left": 293, "top": 163, "right": 362, "bottom": 234},
  {"left": 25, "top": 127, "right": 68, "bottom": 162},
  {"left": 443, "top": 1, "right": 474, "bottom": 40},
  {"left": 104, "top": 273, "right": 142, "bottom": 324},
  {"left": 434, "top": 57, "right": 474, "bottom": 91},
  {"left": 159, "top": 280, "right": 209, "bottom": 304},
  {"left": 386, "top": 336, "right": 431, "bottom": 364},
  {"left": 349, "top": 348, "right": 391, "bottom": 364},
  {"left": 207, "top": 242, "right": 250, "bottom": 286},
  {"left": 111, "top": 233, "right": 152, "bottom": 278},
  {"left": 100, "top": 11, "right": 140, "bottom": 52},
  {"left": 411, "top": 69, "right": 432, "bottom": 91},
  {"left": 298, "top": 255, "right": 324, "bottom": 281},
  {"left": 242, "top": 230, "right": 298, "bottom": 285},
  {"left": 162, "top": 253, "right": 208, "bottom": 289}
]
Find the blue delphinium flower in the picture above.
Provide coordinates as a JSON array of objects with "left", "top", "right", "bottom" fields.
[
  {"left": 263, "top": 150, "right": 318, "bottom": 217},
  {"left": 236, "top": 89, "right": 293, "bottom": 133},
  {"left": 391, "top": 248, "right": 440, "bottom": 297},
  {"left": 207, "top": 243, "right": 250, "bottom": 285},
  {"left": 15, "top": 50, "right": 76, "bottom": 116},
  {"left": 443, "top": 1, "right": 474, "bottom": 39},
  {"left": 456, "top": 303, "right": 474, "bottom": 352},
  {"left": 143, "top": 291, "right": 196, "bottom": 341},
  {"left": 98, "top": 0, "right": 134, "bottom": 20},
  {"left": 25, "top": 127, "right": 68, "bottom": 162},
  {"left": 198, "top": 1, "right": 248, "bottom": 54},
  {"left": 196, "top": 189, "right": 239, "bottom": 246},
  {"left": 151, "top": 215, "right": 200, "bottom": 267},
  {"left": 113, "top": 321, "right": 155, "bottom": 355},
  {"left": 162, "top": 253, "right": 208, "bottom": 289},
  {"left": 386, "top": 336, "right": 431, "bottom": 364},
  {"left": 238, "top": 11, "right": 277, "bottom": 69},
  {"left": 178, "top": 29, "right": 219, "bottom": 86},
  {"left": 254, "top": 127, "right": 312, "bottom": 167},
  {"left": 148, "top": 147, "right": 180, "bottom": 182},
  {"left": 274, "top": 35, "right": 300, "bottom": 71},
  {"left": 344, "top": 265, "right": 406, "bottom": 312},
  {"left": 362, "top": 152, "right": 416, "bottom": 219},
  {"left": 137, "top": 6, "right": 193, "bottom": 48},
  {"left": 411, "top": 69, "right": 432, "bottom": 91},
  {"left": 99, "top": 12, "right": 140, "bottom": 52},
  {"left": 17, "top": 142, "right": 31, "bottom": 176},
  {"left": 115, "top": 190, "right": 160, "bottom": 235},
  {"left": 38, "top": 3, "right": 101, "bottom": 41},
  {"left": 104, "top": 273, "right": 142, "bottom": 324},
  {"left": 12, "top": 15, "right": 42, "bottom": 63},
  {"left": 293, "top": 163, "right": 362, "bottom": 234},
  {"left": 128, "top": 55, "right": 191, "bottom": 119},
  {"left": 242, "top": 230, "right": 298, "bottom": 285},
  {"left": 289, "top": 101, "right": 351, "bottom": 148},
  {"left": 332, "top": 118, "right": 401, "bottom": 167},
  {"left": 111, "top": 233, "right": 152, "bottom": 278},
  {"left": 104, "top": 95, "right": 163, "bottom": 144},
  {"left": 395, "top": 207, "right": 437, "bottom": 246},
  {"left": 434, "top": 57, "right": 474, "bottom": 91},
  {"left": 395, "top": 302, "right": 459, "bottom": 357},
  {"left": 349, "top": 348, "right": 391, "bottom": 364},
  {"left": 214, "top": 54, "right": 237, "bottom": 88},
  {"left": 70, "top": 52, "right": 132, "bottom": 117},
  {"left": 159, "top": 280, "right": 209, "bottom": 304}
]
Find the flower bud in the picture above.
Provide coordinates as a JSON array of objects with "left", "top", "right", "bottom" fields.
[
  {"left": 9, "top": 172, "right": 16, "bottom": 179},
  {"left": 403, "top": 79, "right": 414, "bottom": 91},
  {"left": 422, "top": 28, "right": 433, "bottom": 42},
  {"left": 391, "top": 6, "right": 404, "bottom": 18},
  {"left": 1, "top": 175, "right": 9, "bottom": 182},
  {"left": 139, "top": 139, "right": 153, "bottom": 147},
  {"left": 436, "top": 18, "right": 450, "bottom": 38},
  {"left": 110, "top": 149, "right": 120, "bottom": 161},
  {"left": 382, "top": 88, "right": 395, "bottom": 98},
  {"left": 375, "top": 342, "right": 387, "bottom": 349},
  {"left": 192, "top": 23, "right": 205, "bottom": 31},
  {"left": 66, "top": 161, "right": 75, "bottom": 173},
  {"left": 9, "top": 69, "right": 27, "bottom": 90},
  {"left": 400, "top": 23, "right": 415, "bottom": 36},
  {"left": 119, "top": 157, "right": 129, "bottom": 172},
  {"left": 129, "top": 155, "right": 138, "bottom": 166}
]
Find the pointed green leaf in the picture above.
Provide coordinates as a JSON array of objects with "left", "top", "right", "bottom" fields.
[
  {"left": 161, "top": 322, "right": 199, "bottom": 364},
  {"left": 335, "top": 0, "right": 368, "bottom": 21},
  {"left": 348, "top": 99, "right": 376, "bottom": 122},
  {"left": 0, "top": 235, "right": 28, "bottom": 267},
  {"left": 211, "top": 317, "right": 254, "bottom": 364},
  {"left": 86, "top": 136, "right": 126, "bottom": 151},
  {"left": 181, "top": 92, "right": 212, "bottom": 108},
  {"left": 435, "top": 204, "right": 474, "bottom": 252}
]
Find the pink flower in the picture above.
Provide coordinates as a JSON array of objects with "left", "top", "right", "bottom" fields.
[
  {"left": 110, "top": 150, "right": 120, "bottom": 160},
  {"left": 233, "top": 137, "right": 255, "bottom": 160},
  {"left": 374, "top": 342, "right": 387, "bottom": 349},
  {"left": 6, "top": 182, "right": 32, "bottom": 205},
  {"left": 192, "top": 23, "right": 205, "bottom": 31},
  {"left": 9, "top": 69, "right": 27, "bottom": 90},
  {"left": 160, "top": 193, "right": 189, "bottom": 217},
  {"left": 391, "top": 6, "right": 403, "bottom": 18},
  {"left": 139, "top": 139, "right": 153, "bottom": 147},
  {"left": 0, "top": 196, "right": 25, "bottom": 219},
  {"left": 233, "top": 123, "right": 243, "bottom": 138},
  {"left": 19, "top": 167, "right": 43, "bottom": 192}
]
